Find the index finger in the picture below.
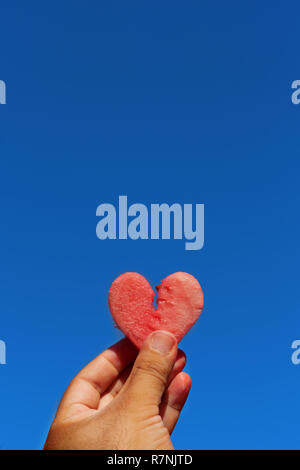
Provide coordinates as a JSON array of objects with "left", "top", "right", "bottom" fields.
[{"left": 59, "top": 337, "right": 138, "bottom": 414}]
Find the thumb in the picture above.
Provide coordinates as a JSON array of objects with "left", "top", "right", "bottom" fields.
[{"left": 124, "top": 331, "right": 178, "bottom": 408}]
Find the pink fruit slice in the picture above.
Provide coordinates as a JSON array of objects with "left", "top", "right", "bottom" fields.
[{"left": 108, "top": 272, "right": 204, "bottom": 348}]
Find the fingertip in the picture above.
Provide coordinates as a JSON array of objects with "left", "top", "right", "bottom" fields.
[
  {"left": 104, "top": 337, "right": 138, "bottom": 371},
  {"left": 178, "top": 371, "right": 192, "bottom": 392},
  {"left": 167, "top": 371, "right": 192, "bottom": 408},
  {"left": 176, "top": 349, "right": 186, "bottom": 365},
  {"left": 148, "top": 330, "right": 177, "bottom": 355}
]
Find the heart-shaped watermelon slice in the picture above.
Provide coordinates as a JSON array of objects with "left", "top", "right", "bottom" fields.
[{"left": 108, "top": 272, "right": 204, "bottom": 348}]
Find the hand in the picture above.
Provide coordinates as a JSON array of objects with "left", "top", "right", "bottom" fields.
[{"left": 44, "top": 330, "right": 191, "bottom": 450}]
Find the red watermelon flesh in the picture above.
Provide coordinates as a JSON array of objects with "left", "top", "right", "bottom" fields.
[{"left": 108, "top": 272, "right": 204, "bottom": 349}]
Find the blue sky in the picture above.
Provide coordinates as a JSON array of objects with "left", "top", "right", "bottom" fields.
[{"left": 0, "top": 1, "right": 300, "bottom": 449}]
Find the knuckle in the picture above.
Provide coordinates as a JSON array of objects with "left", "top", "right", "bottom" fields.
[{"left": 133, "top": 358, "right": 168, "bottom": 386}]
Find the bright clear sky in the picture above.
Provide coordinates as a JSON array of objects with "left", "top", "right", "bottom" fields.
[{"left": 1, "top": 0, "right": 300, "bottom": 450}]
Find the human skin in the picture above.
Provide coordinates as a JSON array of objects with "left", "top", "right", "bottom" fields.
[{"left": 44, "top": 330, "right": 191, "bottom": 450}]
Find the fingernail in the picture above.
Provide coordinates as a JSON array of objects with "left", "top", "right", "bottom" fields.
[{"left": 150, "top": 331, "right": 176, "bottom": 354}]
